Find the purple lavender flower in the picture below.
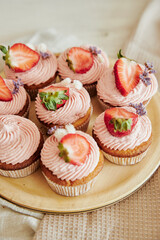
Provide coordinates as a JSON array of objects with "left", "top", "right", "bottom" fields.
[
  {"left": 129, "top": 103, "right": 146, "bottom": 116},
  {"left": 12, "top": 79, "right": 24, "bottom": 94},
  {"left": 140, "top": 61, "right": 156, "bottom": 86},
  {"left": 40, "top": 51, "right": 51, "bottom": 59},
  {"left": 145, "top": 61, "right": 156, "bottom": 74},
  {"left": 47, "top": 126, "right": 57, "bottom": 135},
  {"left": 89, "top": 46, "right": 101, "bottom": 55},
  {"left": 139, "top": 74, "right": 151, "bottom": 86},
  {"left": 47, "top": 126, "right": 64, "bottom": 135}
]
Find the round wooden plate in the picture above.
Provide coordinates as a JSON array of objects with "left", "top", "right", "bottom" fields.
[{"left": 0, "top": 90, "right": 159, "bottom": 213}]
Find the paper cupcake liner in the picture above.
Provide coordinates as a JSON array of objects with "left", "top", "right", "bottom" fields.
[
  {"left": 84, "top": 82, "right": 97, "bottom": 97},
  {"left": 75, "top": 105, "right": 93, "bottom": 132},
  {"left": 102, "top": 149, "right": 148, "bottom": 165},
  {"left": 22, "top": 93, "right": 31, "bottom": 118},
  {"left": 25, "top": 78, "right": 57, "bottom": 101},
  {"left": 0, "top": 159, "right": 39, "bottom": 178},
  {"left": 97, "top": 95, "right": 152, "bottom": 111},
  {"left": 25, "top": 88, "right": 39, "bottom": 101},
  {"left": 43, "top": 173, "right": 98, "bottom": 197},
  {"left": 38, "top": 105, "right": 93, "bottom": 133},
  {"left": 97, "top": 95, "right": 112, "bottom": 110}
]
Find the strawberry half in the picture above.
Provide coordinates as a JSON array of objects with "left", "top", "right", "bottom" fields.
[
  {"left": 39, "top": 86, "right": 69, "bottom": 111},
  {"left": 0, "top": 76, "right": 12, "bottom": 101},
  {"left": 66, "top": 47, "right": 94, "bottom": 74},
  {"left": 0, "top": 43, "right": 40, "bottom": 72},
  {"left": 58, "top": 133, "right": 91, "bottom": 166},
  {"left": 104, "top": 107, "right": 138, "bottom": 137},
  {"left": 114, "top": 57, "right": 142, "bottom": 96}
]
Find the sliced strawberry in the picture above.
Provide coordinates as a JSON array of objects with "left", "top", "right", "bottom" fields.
[
  {"left": 0, "top": 43, "right": 40, "bottom": 72},
  {"left": 58, "top": 133, "right": 91, "bottom": 166},
  {"left": 104, "top": 107, "right": 138, "bottom": 137},
  {"left": 0, "top": 76, "right": 13, "bottom": 101},
  {"left": 114, "top": 58, "right": 142, "bottom": 96},
  {"left": 39, "top": 86, "right": 69, "bottom": 111},
  {"left": 66, "top": 47, "right": 93, "bottom": 74}
]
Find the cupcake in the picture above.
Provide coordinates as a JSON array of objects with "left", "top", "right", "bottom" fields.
[
  {"left": 0, "top": 43, "right": 57, "bottom": 100},
  {"left": 97, "top": 50, "right": 158, "bottom": 110},
  {"left": 0, "top": 115, "right": 44, "bottom": 178},
  {"left": 40, "top": 124, "right": 104, "bottom": 196},
  {"left": 0, "top": 76, "right": 30, "bottom": 118},
  {"left": 57, "top": 46, "right": 109, "bottom": 96},
  {"left": 93, "top": 106, "right": 152, "bottom": 165},
  {"left": 35, "top": 78, "right": 92, "bottom": 132}
]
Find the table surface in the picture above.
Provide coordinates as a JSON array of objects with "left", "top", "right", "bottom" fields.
[{"left": 0, "top": 0, "right": 150, "bottom": 57}]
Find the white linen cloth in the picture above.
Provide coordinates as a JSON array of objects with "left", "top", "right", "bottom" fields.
[
  {"left": 124, "top": 0, "right": 160, "bottom": 90},
  {"left": 0, "top": 0, "right": 160, "bottom": 239}
]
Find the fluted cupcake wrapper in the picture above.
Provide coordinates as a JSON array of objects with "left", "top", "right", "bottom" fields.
[
  {"left": 43, "top": 173, "right": 98, "bottom": 197},
  {"left": 102, "top": 149, "right": 149, "bottom": 165},
  {"left": 22, "top": 93, "right": 31, "bottom": 118},
  {"left": 97, "top": 95, "right": 152, "bottom": 111},
  {"left": 25, "top": 78, "right": 57, "bottom": 101},
  {"left": 84, "top": 82, "right": 97, "bottom": 97},
  {"left": 0, "top": 160, "right": 39, "bottom": 178},
  {"left": 25, "top": 88, "right": 39, "bottom": 101},
  {"left": 74, "top": 105, "right": 93, "bottom": 132},
  {"left": 97, "top": 95, "right": 112, "bottom": 110},
  {"left": 38, "top": 105, "right": 93, "bottom": 133}
]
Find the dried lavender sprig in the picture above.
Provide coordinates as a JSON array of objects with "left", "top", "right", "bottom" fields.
[
  {"left": 139, "top": 74, "right": 151, "bottom": 86},
  {"left": 40, "top": 51, "right": 51, "bottom": 59},
  {"left": 145, "top": 61, "right": 153, "bottom": 70},
  {"left": 140, "top": 61, "right": 156, "bottom": 87},
  {"left": 129, "top": 103, "right": 146, "bottom": 116},
  {"left": 89, "top": 46, "right": 101, "bottom": 55},
  {"left": 12, "top": 78, "right": 24, "bottom": 94},
  {"left": 47, "top": 127, "right": 56, "bottom": 135},
  {"left": 47, "top": 125, "right": 63, "bottom": 135}
]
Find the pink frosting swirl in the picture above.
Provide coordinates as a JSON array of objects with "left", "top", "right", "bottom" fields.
[
  {"left": 0, "top": 79, "right": 27, "bottom": 115},
  {"left": 57, "top": 46, "right": 109, "bottom": 84},
  {"left": 41, "top": 131, "right": 100, "bottom": 181},
  {"left": 93, "top": 109, "right": 152, "bottom": 151},
  {"left": 0, "top": 115, "right": 40, "bottom": 165},
  {"left": 35, "top": 82, "right": 91, "bottom": 125},
  {"left": 97, "top": 66, "right": 158, "bottom": 106},
  {"left": 4, "top": 51, "right": 57, "bottom": 86}
]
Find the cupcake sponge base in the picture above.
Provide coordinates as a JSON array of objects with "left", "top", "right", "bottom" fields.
[{"left": 43, "top": 173, "right": 97, "bottom": 197}]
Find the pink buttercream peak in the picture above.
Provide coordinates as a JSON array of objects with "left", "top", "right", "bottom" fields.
[
  {"left": 58, "top": 46, "right": 109, "bottom": 84},
  {"left": 41, "top": 131, "right": 99, "bottom": 181},
  {"left": 4, "top": 48, "right": 57, "bottom": 86},
  {"left": 35, "top": 81, "right": 91, "bottom": 125},
  {"left": 93, "top": 108, "right": 152, "bottom": 151},
  {"left": 0, "top": 115, "right": 40, "bottom": 165},
  {"left": 0, "top": 79, "right": 27, "bottom": 115},
  {"left": 97, "top": 64, "right": 158, "bottom": 106}
]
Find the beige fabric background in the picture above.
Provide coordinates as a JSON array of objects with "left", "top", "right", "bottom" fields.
[{"left": 0, "top": 0, "right": 159, "bottom": 239}]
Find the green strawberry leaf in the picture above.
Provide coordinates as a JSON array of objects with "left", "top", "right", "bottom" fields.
[
  {"left": 117, "top": 49, "right": 136, "bottom": 62},
  {"left": 110, "top": 118, "right": 132, "bottom": 132},
  {"left": 58, "top": 142, "right": 70, "bottom": 162},
  {"left": 0, "top": 45, "right": 8, "bottom": 54},
  {"left": 39, "top": 90, "right": 69, "bottom": 111},
  {"left": 117, "top": 49, "right": 125, "bottom": 59}
]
